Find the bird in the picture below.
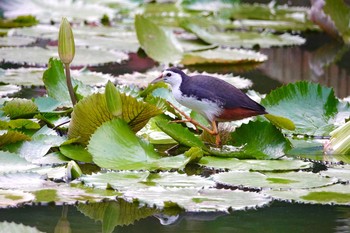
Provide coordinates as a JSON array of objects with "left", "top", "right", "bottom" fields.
[{"left": 151, "top": 67, "right": 268, "bottom": 146}]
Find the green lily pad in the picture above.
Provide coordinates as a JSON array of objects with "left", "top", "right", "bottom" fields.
[
  {"left": 265, "top": 184, "right": 350, "bottom": 205},
  {"left": 261, "top": 81, "right": 349, "bottom": 136},
  {"left": 59, "top": 144, "right": 93, "bottom": 163},
  {"left": 213, "top": 171, "right": 337, "bottom": 190},
  {"left": 0, "top": 130, "right": 30, "bottom": 147},
  {"left": 68, "top": 92, "right": 162, "bottom": 145},
  {"left": 199, "top": 157, "right": 312, "bottom": 171},
  {"left": 0, "top": 46, "right": 128, "bottom": 66},
  {"left": 0, "top": 190, "right": 35, "bottom": 208},
  {"left": 124, "top": 187, "right": 272, "bottom": 212},
  {"left": 182, "top": 22, "right": 305, "bottom": 48},
  {"left": 230, "top": 121, "right": 292, "bottom": 159},
  {"left": 2, "top": 98, "right": 38, "bottom": 119},
  {"left": 181, "top": 47, "right": 267, "bottom": 65},
  {"left": 87, "top": 118, "right": 192, "bottom": 170},
  {"left": 135, "top": 14, "right": 183, "bottom": 63}
]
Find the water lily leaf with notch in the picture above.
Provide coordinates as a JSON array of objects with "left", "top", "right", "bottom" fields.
[
  {"left": 0, "top": 130, "right": 30, "bottom": 147},
  {"left": 0, "top": 190, "right": 35, "bottom": 209},
  {"left": 324, "top": 0, "right": 350, "bottom": 44},
  {"left": 230, "top": 121, "right": 292, "bottom": 159},
  {"left": 135, "top": 14, "right": 183, "bottom": 64},
  {"left": 199, "top": 157, "right": 312, "bottom": 172},
  {"left": 88, "top": 118, "right": 192, "bottom": 170},
  {"left": 261, "top": 81, "right": 348, "bottom": 136},
  {"left": 181, "top": 47, "right": 267, "bottom": 65},
  {"left": 265, "top": 184, "right": 350, "bottom": 205},
  {"left": 181, "top": 22, "right": 306, "bottom": 48},
  {"left": 0, "top": 47, "right": 128, "bottom": 66},
  {"left": 123, "top": 187, "right": 272, "bottom": 212},
  {"left": 213, "top": 171, "right": 337, "bottom": 190},
  {"left": 2, "top": 98, "right": 38, "bottom": 119}
]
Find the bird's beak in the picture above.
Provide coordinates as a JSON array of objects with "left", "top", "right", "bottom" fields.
[{"left": 151, "top": 73, "right": 163, "bottom": 84}]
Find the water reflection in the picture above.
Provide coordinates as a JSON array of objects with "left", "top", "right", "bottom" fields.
[{"left": 0, "top": 201, "right": 350, "bottom": 233}]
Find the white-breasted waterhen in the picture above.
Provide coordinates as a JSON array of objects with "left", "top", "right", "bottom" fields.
[{"left": 152, "top": 67, "right": 268, "bottom": 146}]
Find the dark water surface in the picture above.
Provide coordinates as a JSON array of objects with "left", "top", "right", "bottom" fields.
[{"left": 0, "top": 202, "right": 349, "bottom": 233}]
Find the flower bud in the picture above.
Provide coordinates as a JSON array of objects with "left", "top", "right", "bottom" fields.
[{"left": 58, "top": 17, "right": 75, "bottom": 64}]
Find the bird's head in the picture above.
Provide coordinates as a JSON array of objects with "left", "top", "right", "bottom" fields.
[{"left": 151, "top": 67, "right": 186, "bottom": 87}]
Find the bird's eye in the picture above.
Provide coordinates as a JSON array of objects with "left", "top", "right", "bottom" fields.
[{"left": 166, "top": 73, "right": 171, "bottom": 77}]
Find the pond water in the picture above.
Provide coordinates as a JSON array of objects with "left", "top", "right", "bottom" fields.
[{"left": 0, "top": 201, "right": 349, "bottom": 233}]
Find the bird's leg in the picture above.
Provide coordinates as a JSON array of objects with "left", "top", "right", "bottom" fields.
[{"left": 167, "top": 101, "right": 221, "bottom": 146}]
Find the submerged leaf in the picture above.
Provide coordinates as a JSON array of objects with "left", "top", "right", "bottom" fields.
[{"left": 135, "top": 14, "right": 183, "bottom": 63}]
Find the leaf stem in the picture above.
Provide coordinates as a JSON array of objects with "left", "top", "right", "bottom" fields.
[{"left": 64, "top": 63, "right": 77, "bottom": 106}]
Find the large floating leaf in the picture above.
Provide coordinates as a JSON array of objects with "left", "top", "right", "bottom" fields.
[
  {"left": 124, "top": 187, "right": 272, "bottom": 212},
  {"left": 181, "top": 0, "right": 240, "bottom": 12},
  {"left": 0, "top": 36, "right": 36, "bottom": 47},
  {"left": 135, "top": 14, "right": 183, "bottom": 63},
  {"left": 0, "top": 151, "right": 39, "bottom": 174},
  {"left": 230, "top": 121, "right": 292, "bottom": 159},
  {"left": 199, "top": 157, "right": 312, "bottom": 172},
  {"left": 213, "top": 171, "right": 337, "bottom": 190},
  {"left": 68, "top": 92, "right": 162, "bottom": 145},
  {"left": 0, "top": 46, "right": 128, "bottom": 66},
  {"left": 87, "top": 119, "right": 191, "bottom": 170},
  {"left": 181, "top": 47, "right": 267, "bottom": 65},
  {"left": 59, "top": 144, "right": 93, "bottom": 163},
  {"left": 265, "top": 184, "right": 350, "bottom": 205},
  {"left": 261, "top": 81, "right": 348, "bottom": 136},
  {"left": 182, "top": 22, "right": 305, "bottom": 48},
  {"left": 0, "top": 190, "right": 35, "bottom": 208}
]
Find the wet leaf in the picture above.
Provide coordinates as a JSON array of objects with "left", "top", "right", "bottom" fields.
[
  {"left": 261, "top": 81, "right": 348, "bottom": 136},
  {"left": 181, "top": 47, "right": 267, "bottom": 65},
  {"left": 0, "top": 151, "right": 39, "bottom": 174},
  {"left": 213, "top": 171, "right": 337, "bottom": 190},
  {"left": 135, "top": 14, "right": 183, "bottom": 63},
  {"left": 199, "top": 157, "right": 312, "bottom": 172},
  {"left": 230, "top": 121, "right": 292, "bottom": 159},
  {"left": 0, "top": 130, "right": 30, "bottom": 147},
  {"left": 0, "top": 190, "right": 35, "bottom": 208},
  {"left": 87, "top": 118, "right": 191, "bottom": 170},
  {"left": 124, "top": 187, "right": 272, "bottom": 212}
]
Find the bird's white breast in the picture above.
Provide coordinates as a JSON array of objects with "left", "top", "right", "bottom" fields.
[{"left": 171, "top": 82, "right": 222, "bottom": 122}]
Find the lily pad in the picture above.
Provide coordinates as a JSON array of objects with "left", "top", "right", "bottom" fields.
[
  {"left": 0, "top": 36, "right": 36, "bottom": 47},
  {"left": 0, "top": 151, "right": 39, "bottom": 174},
  {"left": 0, "top": 84, "right": 21, "bottom": 97},
  {"left": 182, "top": 22, "right": 306, "bottom": 48},
  {"left": 199, "top": 157, "right": 312, "bottom": 172},
  {"left": 2, "top": 98, "right": 38, "bottom": 119},
  {"left": 0, "top": 190, "right": 35, "bottom": 208},
  {"left": 87, "top": 118, "right": 192, "bottom": 170},
  {"left": 0, "top": 46, "right": 128, "bottom": 66},
  {"left": 261, "top": 81, "right": 349, "bottom": 136},
  {"left": 320, "top": 165, "right": 350, "bottom": 182},
  {"left": 123, "top": 187, "right": 272, "bottom": 212},
  {"left": 230, "top": 121, "right": 292, "bottom": 159},
  {"left": 0, "top": 130, "right": 30, "bottom": 147},
  {"left": 135, "top": 14, "right": 183, "bottom": 64},
  {"left": 181, "top": 47, "right": 267, "bottom": 65},
  {"left": 213, "top": 171, "right": 337, "bottom": 190},
  {"left": 265, "top": 184, "right": 350, "bottom": 205}
]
